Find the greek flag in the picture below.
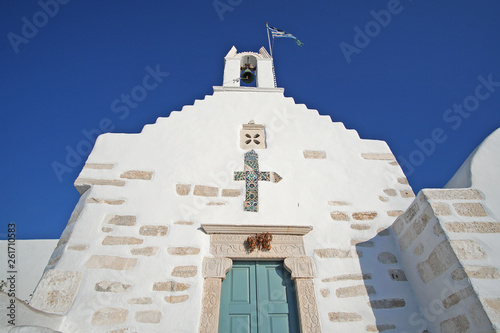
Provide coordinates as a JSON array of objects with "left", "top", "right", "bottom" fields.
[{"left": 267, "top": 24, "right": 303, "bottom": 47}]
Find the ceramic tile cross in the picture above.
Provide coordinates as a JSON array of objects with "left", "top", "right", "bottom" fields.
[{"left": 234, "top": 150, "right": 282, "bottom": 212}]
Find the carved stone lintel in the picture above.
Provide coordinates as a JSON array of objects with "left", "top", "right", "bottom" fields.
[
  {"left": 210, "top": 234, "right": 305, "bottom": 258},
  {"left": 284, "top": 256, "right": 316, "bottom": 279},
  {"left": 295, "top": 279, "right": 322, "bottom": 333},
  {"left": 199, "top": 278, "right": 222, "bottom": 333},
  {"left": 203, "top": 257, "right": 233, "bottom": 279}
]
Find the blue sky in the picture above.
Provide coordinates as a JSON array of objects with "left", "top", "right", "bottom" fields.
[{"left": 1, "top": 0, "right": 500, "bottom": 239}]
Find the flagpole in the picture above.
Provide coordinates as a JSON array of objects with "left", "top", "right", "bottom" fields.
[
  {"left": 266, "top": 22, "right": 273, "bottom": 58},
  {"left": 266, "top": 22, "right": 277, "bottom": 87}
]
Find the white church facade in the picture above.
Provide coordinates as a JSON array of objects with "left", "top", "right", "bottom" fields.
[{"left": 2, "top": 46, "right": 500, "bottom": 333}]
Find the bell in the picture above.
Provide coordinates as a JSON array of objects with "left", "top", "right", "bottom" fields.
[{"left": 240, "top": 69, "right": 255, "bottom": 84}]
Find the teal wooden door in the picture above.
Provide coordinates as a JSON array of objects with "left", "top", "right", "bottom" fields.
[{"left": 219, "top": 261, "right": 299, "bottom": 333}]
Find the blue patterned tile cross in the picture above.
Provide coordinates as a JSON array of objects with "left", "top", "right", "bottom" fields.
[{"left": 234, "top": 150, "right": 282, "bottom": 212}]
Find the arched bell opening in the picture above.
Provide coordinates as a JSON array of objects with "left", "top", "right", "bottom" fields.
[{"left": 240, "top": 55, "right": 257, "bottom": 87}]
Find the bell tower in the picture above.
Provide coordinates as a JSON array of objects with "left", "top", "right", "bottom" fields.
[{"left": 222, "top": 46, "right": 276, "bottom": 88}]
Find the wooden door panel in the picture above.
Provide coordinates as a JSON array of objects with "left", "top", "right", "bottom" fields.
[{"left": 219, "top": 261, "right": 299, "bottom": 333}]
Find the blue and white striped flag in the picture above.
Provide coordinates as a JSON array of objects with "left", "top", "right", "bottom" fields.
[{"left": 267, "top": 24, "right": 303, "bottom": 47}]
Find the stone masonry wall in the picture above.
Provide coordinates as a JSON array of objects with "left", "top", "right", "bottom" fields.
[
  {"left": 30, "top": 163, "right": 206, "bottom": 333},
  {"left": 312, "top": 152, "right": 428, "bottom": 332},
  {"left": 393, "top": 188, "right": 500, "bottom": 332}
]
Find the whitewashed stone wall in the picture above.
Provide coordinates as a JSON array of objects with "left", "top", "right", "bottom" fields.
[
  {"left": 393, "top": 188, "right": 500, "bottom": 332},
  {"left": 24, "top": 87, "right": 429, "bottom": 332}
]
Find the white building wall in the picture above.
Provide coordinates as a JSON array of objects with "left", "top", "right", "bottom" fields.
[{"left": 20, "top": 87, "right": 431, "bottom": 332}]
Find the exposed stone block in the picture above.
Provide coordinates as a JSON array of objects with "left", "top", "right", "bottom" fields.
[
  {"left": 29, "top": 270, "right": 82, "bottom": 314},
  {"left": 176, "top": 184, "right": 191, "bottom": 196},
  {"left": 433, "top": 223, "right": 444, "bottom": 236},
  {"left": 351, "top": 224, "right": 370, "bottom": 230},
  {"left": 67, "top": 208, "right": 82, "bottom": 226},
  {"left": 167, "top": 247, "right": 200, "bottom": 256},
  {"left": 368, "top": 298, "right": 405, "bottom": 309},
  {"left": 120, "top": 170, "right": 153, "bottom": 180},
  {"left": 320, "top": 289, "right": 330, "bottom": 297},
  {"left": 127, "top": 297, "right": 152, "bottom": 304},
  {"left": 404, "top": 202, "right": 420, "bottom": 223},
  {"left": 383, "top": 189, "right": 397, "bottom": 196},
  {"left": 67, "top": 244, "right": 88, "bottom": 251},
  {"left": 453, "top": 203, "right": 487, "bottom": 217},
  {"left": 84, "top": 163, "right": 114, "bottom": 169},
  {"left": 392, "top": 217, "right": 405, "bottom": 236},
  {"left": 450, "top": 239, "right": 487, "bottom": 260},
  {"left": 207, "top": 201, "right": 226, "bottom": 205},
  {"left": 108, "top": 215, "right": 136, "bottom": 226},
  {"left": 445, "top": 222, "right": 500, "bottom": 233},
  {"left": 58, "top": 229, "right": 73, "bottom": 248},
  {"left": 322, "top": 273, "right": 371, "bottom": 282},
  {"left": 139, "top": 225, "right": 168, "bottom": 236},
  {"left": 87, "top": 198, "right": 125, "bottom": 205},
  {"left": 442, "top": 286, "right": 474, "bottom": 309},
  {"left": 378, "top": 252, "right": 397, "bottom": 264},
  {"left": 361, "top": 153, "right": 395, "bottom": 160},
  {"left": 95, "top": 281, "right": 132, "bottom": 293},
  {"left": 107, "top": 329, "right": 132, "bottom": 333},
  {"left": 424, "top": 189, "right": 482, "bottom": 200},
  {"left": 414, "top": 243, "right": 424, "bottom": 255},
  {"left": 193, "top": 185, "right": 218, "bottom": 197},
  {"left": 153, "top": 281, "right": 190, "bottom": 292},
  {"left": 336, "top": 285, "right": 376, "bottom": 298},
  {"left": 451, "top": 268, "right": 467, "bottom": 281},
  {"left": 165, "top": 295, "right": 189, "bottom": 303},
  {"left": 174, "top": 221, "right": 194, "bottom": 225},
  {"left": 430, "top": 202, "right": 452, "bottom": 216},
  {"left": 399, "top": 211, "right": 432, "bottom": 251},
  {"left": 91, "top": 308, "right": 128, "bottom": 326},
  {"left": 47, "top": 254, "right": 61, "bottom": 266},
  {"left": 328, "top": 201, "right": 350, "bottom": 206},
  {"left": 351, "top": 240, "right": 374, "bottom": 247},
  {"left": 400, "top": 190, "right": 415, "bottom": 198},
  {"left": 397, "top": 177, "right": 408, "bottom": 185},
  {"left": 439, "top": 314, "right": 470, "bottom": 333},
  {"left": 314, "top": 248, "right": 360, "bottom": 258},
  {"left": 330, "top": 211, "right": 349, "bottom": 221},
  {"left": 366, "top": 324, "right": 396, "bottom": 332},
  {"left": 328, "top": 312, "right": 362, "bottom": 322},
  {"left": 417, "top": 241, "right": 457, "bottom": 283},
  {"left": 387, "top": 210, "right": 403, "bottom": 217},
  {"left": 303, "top": 150, "right": 326, "bottom": 159},
  {"left": 74, "top": 178, "right": 125, "bottom": 194},
  {"left": 463, "top": 266, "right": 500, "bottom": 279},
  {"left": 102, "top": 227, "right": 113, "bottom": 233},
  {"left": 388, "top": 269, "right": 407, "bottom": 281},
  {"left": 102, "top": 236, "right": 143, "bottom": 246},
  {"left": 86, "top": 255, "right": 138, "bottom": 270},
  {"left": 484, "top": 298, "right": 500, "bottom": 321},
  {"left": 131, "top": 246, "right": 159, "bottom": 256},
  {"left": 379, "top": 196, "right": 388, "bottom": 202},
  {"left": 172, "top": 266, "right": 198, "bottom": 277},
  {"left": 221, "top": 189, "right": 241, "bottom": 197},
  {"left": 352, "top": 212, "right": 377, "bottom": 220},
  {"left": 135, "top": 310, "right": 161, "bottom": 324}
]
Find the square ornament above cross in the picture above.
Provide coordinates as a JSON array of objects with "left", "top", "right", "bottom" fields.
[{"left": 240, "top": 121, "right": 266, "bottom": 150}]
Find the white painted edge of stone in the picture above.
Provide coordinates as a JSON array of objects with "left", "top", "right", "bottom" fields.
[{"left": 201, "top": 224, "right": 313, "bottom": 235}]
